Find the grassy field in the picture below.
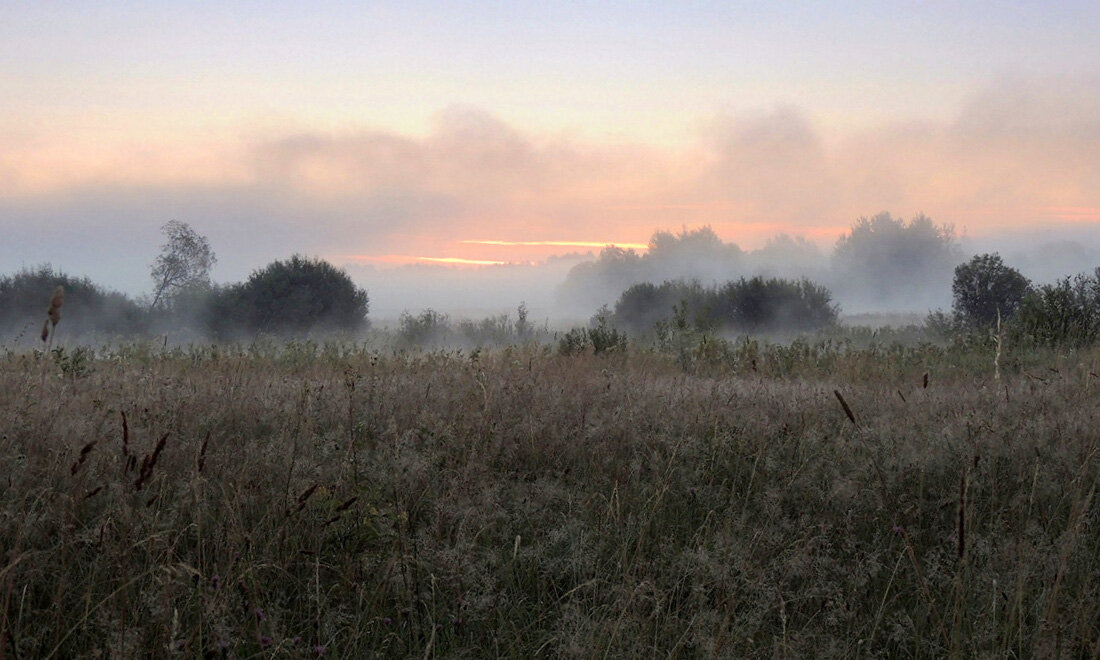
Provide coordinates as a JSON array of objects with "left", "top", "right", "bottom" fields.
[{"left": 1, "top": 339, "right": 1099, "bottom": 657}]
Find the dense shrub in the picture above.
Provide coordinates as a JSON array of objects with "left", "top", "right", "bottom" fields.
[
  {"left": 1014, "top": 269, "right": 1100, "bottom": 347},
  {"left": 612, "top": 280, "right": 710, "bottom": 333},
  {"left": 208, "top": 256, "right": 368, "bottom": 337},
  {"left": 397, "top": 309, "right": 453, "bottom": 347},
  {"left": 613, "top": 276, "right": 837, "bottom": 335},
  {"left": 715, "top": 276, "right": 837, "bottom": 332},
  {"left": 558, "top": 307, "right": 628, "bottom": 355}
]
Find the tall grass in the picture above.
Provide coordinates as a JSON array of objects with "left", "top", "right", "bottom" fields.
[{"left": 1, "top": 341, "right": 1098, "bottom": 656}]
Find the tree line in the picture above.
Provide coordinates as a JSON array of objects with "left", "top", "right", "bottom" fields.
[
  {"left": 559, "top": 213, "right": 962, "bottom": 314},
  {"left": 2, "top": 216, "right": 1098, "bottom": 348},
  {"left": 0, "top": 222, "right": 368, "bottom": 342}
]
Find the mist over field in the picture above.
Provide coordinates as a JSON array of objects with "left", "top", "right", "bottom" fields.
[
  {"left": 348, "top": 226, "right": 1100, "bottom": 324},
  {"left": 7, "top": 4, "right": 1100, "bottom": 656}
]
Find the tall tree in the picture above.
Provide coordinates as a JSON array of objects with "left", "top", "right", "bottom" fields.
[
  {"left": 952, "top": 253, "right": 1030, "bottom": 327},
  {"left": 831, "top": 212, "right": 961, "bottom": 310},
  {"left": 150, "top": 220, "right": 216, "bottom": 309}
]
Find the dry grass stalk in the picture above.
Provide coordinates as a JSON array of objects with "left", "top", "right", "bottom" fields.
[
  {"left": 70, "top": 440, "right": 98, "bottom": 476},
  {"left": 833, "top": 389, "right": 857, "bottom": 425},
  {"left": 4, "top": 343, "right": 1100, "bottom": 656},
  {"left": 197, "top": 431, "right": 209, "bottom": 474},
  {"left": 120, "top": 412, "right": 130, "bottom": 458},
  {"left": 324, "top": 496, "right": 358, "bottom": 526},
  {"left": 38, "top": 286, "right": 66, "bottom": 392},
  {"left": 994, "top": 308, "right": 1003, "bottom": 381},
  {"left": 134, "top": 433, "right": 169, "bottom": 491},
  {"left": 289, "top": 483, "right": 319, "bottom": 516},
  {"left": 958, "top": 463, "right": 968, "bottom": 560}
]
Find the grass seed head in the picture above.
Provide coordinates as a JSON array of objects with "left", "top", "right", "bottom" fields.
[
  {"left": 41, "top": 286, "right": 65, "bottom": 341},
  {"left": 48, "top": 286, "right": 65, "bottom": 323}
]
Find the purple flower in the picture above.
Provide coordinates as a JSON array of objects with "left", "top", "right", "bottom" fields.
[
  {"left": 892, "top": 524, "right": 906, "bottom": 536},
  {"left": 314, "top": 645, "right": 327, "bottom": 656},
  {"left": 260, "top": 635, "right": 273, "bottom": 648},
  {"left": 253, "top": 608, "right": 266, "bottom": 621},
  {"left": 382, "top": 617, "right": 392, "bottom": 625}
]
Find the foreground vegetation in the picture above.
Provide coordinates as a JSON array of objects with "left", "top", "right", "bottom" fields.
[{"left": 2, "top": 338, "right": 1099, "bottom": 657}]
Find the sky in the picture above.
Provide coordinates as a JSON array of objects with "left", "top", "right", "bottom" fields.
[{"left": 2, "top": 1, "right": 1099, "bottom": 313}]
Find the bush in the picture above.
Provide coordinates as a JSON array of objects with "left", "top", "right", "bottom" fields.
[
  {"left": 613, "top": 277, "right": 837, "bottom": 336},
  {"left": 1014, "top": 269, "right": 1100, "bottom": 347},
  {"left": 398, "top": 309, "right": 452, "bottom": 347},
  {"left": 558, "top": 307, "right": 628, "bottom": 356},
  {"left": 716, "top": 277, "right": 837, "bottom": 332},
  {"left": 613, "top": 280, "right": 709, "bottom": 334},
  {"left": 208, "top": 256, "right": 368, "bottom": 337}
]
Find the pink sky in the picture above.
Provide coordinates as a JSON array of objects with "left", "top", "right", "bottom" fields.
[{"left": 2, "top": 4, "right": 1098, "bottom": 293}]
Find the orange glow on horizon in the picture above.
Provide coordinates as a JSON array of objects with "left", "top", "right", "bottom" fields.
[
  {"left": 341, "top": 255, "right": 516, "bottom": 266},
  {"left": 462, "top": 239, "right": 650, "bottom": 250},
  {"left": 1045, "top": 206, "right": 1100, "bottom": 222}
]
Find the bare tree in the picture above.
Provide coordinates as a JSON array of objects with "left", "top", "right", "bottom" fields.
[{"left": 150, "top": 220, "right": 216, "bottom": 309}]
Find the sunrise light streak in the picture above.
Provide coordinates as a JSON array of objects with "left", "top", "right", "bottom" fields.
[
  {"left": 342, "top": 255, "right": 514, "bottom": 266},
  {"left": 462, "top": 240, "right": 650, "bottom": 250}
]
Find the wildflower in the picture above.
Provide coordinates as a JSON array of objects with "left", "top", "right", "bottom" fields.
[
  {"left": 314, "top": 645, "right": 327, "bottom": 656},
  {"left": 260, "top": 636, "right": 273, "bottom": 648},
  {"left": 254, "top": 608, "right": 266, "bottom": 621},
  {"left": 892, "top": 524, "right": 906, "bottom": 536}
]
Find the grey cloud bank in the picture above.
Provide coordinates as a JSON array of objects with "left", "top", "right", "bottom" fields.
[{"left": 2, "top": 78, "right": 1098, "bottom": 318}]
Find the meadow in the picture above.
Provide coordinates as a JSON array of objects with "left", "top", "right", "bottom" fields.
[{"left": 1, "top": 337, "right": 1098, "bottom": 657}]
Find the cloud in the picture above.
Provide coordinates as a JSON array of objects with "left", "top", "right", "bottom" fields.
[
  {"left": 697, "top": 107, "right": 841, "bottom": 223},
  {"left": 2, "top": 78, "right": 1099, "bottom": 304}
]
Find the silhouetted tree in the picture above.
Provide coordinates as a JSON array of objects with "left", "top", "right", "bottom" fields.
[
  {"left": 831, "top": 212, "right": 961, "bottom": 310},
  {"left": 150, "top": 220, "right": 216, "bottom": 309},
  {"left": 952, "top": 253, "right": 1030, "bottom": 327},
  {"left": 749, "top": 234, "right": 828, "bottom": 278},
  {"left": 559, "top": 245, "right": 646, "bottom": 313},
  {"left": 559, "top": 227, "right": 745, "bottom": 314}
]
